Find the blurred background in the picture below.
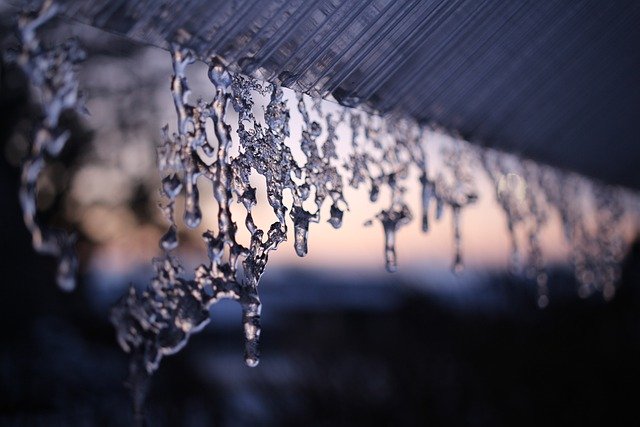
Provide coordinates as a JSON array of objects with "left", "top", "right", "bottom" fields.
[{"left": 1, "top": 3, "right": 640, "bottom": 426}]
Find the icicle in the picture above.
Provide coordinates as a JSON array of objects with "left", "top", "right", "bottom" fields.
[
  {"left": 378, "top": 204, "right": 412, "bottom": 272},
  {"left": 328, "top": 202, "right": 344, "bottom": 229},
  {"left": 536, "top": 274, "right": 549, "bottom": 309},
  {"left": 561, "top": 182, "right": 627, "bottom": 301},
  {"left": 10, "top": 0, "right": 86, "bottom": 291},
  {"left": 435, "top": 197, "right": 444, "bottom": 220},
  {"left": 113, "top": 46, "right": 300, "bottom": 375},
  {"left": 241, "top": 297, "right": 261, "bottom": 367},
  {"left": 183, "top": 171, "right": 202, "bottom": 228},
  {"left": 451, "top": 205, "right": 464, "bottom": 274},
  {"left": 290, "top": 206, "right": 319, "bottom": 257},
  {"left": 433, "top": 139, "right": 478, "bottom": 273},
  {"left": 521, "top": 162, "right": 550, "bottom": 308},
  {"left": 162, "top": 174, "right": 183, "bottom": 198},
  {"left": 419, "top": 172, "right": 434, "bottom": 232},
  {"left": 481, "top": 151, "right": 526, "bottom": 274},
  {"left": 100, "top": 36, "right": 638, "bottom": 402},
  {"left": 4, "top": 5, "right": 639, "bottom": 423},
  {"left": 160, "top": 224, "right": 178, "bottom": 251}
]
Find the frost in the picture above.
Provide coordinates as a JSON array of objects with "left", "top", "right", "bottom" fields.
[{"left": 8, "top": 0, "right": 86, "bottom": 291}]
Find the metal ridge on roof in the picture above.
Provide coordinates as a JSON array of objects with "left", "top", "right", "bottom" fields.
[{"left": 8, "top": 0, "right": 640, "bottom": 189}]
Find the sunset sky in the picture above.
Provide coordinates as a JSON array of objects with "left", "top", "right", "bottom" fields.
[{"left": 72, "top": 44, "right": 630, "bottom": 288}]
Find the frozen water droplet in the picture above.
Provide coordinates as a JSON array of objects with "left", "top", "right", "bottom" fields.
[
  {"left": 603, "top": 283, "right": 615, "bottom": 301},
  {"left": 56, "top": 249, "right": 77, "bottom": 292},
  {"left": 245, "top": 357, "right": 259, "bottom": 367},
  {"left": 184, "top": 176, "right": 201, "bottom": 228},
  {"left": 333, "top": 88, "right": 363, "bottom": 108},
  {"left": 578, "top": 284, "right": 591, "bottom": 299},
  {"left": 162, "top": 174, "right": 182, "bottom": 199},
  {"left": 328, "top": 203, "right": 343, "bottom": 229},
  {"left": 452, "top": 256, "right": 464, "bottom": 275},
  {"left": 240, "top": 187, "right": 257, "bottom": 209},
  {"left": 290, "top": 206, "right": 319, "bottom": 257},
  {"left": 377, "top": 205, "right": 412, "bottom": 273},
  {"left": 237, "top": 56, "right": 257, "bottom": 74},
  {"left": 44, "top": 130, "right": 70, "bottom": 156},
  {"left": 537, "top": 294, "right": 549, "bottom": 309},
  {"left": 369, "top": 183, "right": 379, "bottom": 202},
  {"left": 419, "top": 172, "right": 433, "bottom": 232},
  {"left": 242, "top": 299, "right": 261, "bottom": 367},
  {"left": 277, "top": 70, "right": 298, "bottom": 87},
  {"left": 208, "top": 56, "right": 232, "bottom": 88},
  {"left": 309, "top": 121, "right": 321, "bottom": 137},
  {"left": 184, "top": 205, "right": 201, "bottom": 229},
  {"left": 160, "top": 226, "right": 178, "bottom": 251},
  {"left": 299, "top": 183, "right": 311, "bottom": 201},
  {"left": 435, "top": 197, "right": 444, "bottom": 220},
  {"left": 421, "top": 214, "right": 429, "bottom": 233},
  {"left": 451, "top": 206, "right": 464, "bottom": 274}
]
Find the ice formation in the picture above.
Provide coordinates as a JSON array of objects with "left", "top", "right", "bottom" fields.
[
  {"left": 540, "top": 170, "right": 629, "bottom": 301},
  {"left": 7, "top": 0, "right": 86, "bottom": 291},
  {"left": 108, "top": 42, "right": 488, "bottom": 382},
  {"left": 481, "top": 150, "right": 550, "bottom": 307},
  {"left": 481, "top": 149, "right": 633, "bottom": 307},
  {"left": 8, "top": 3, "right": 639, "bottom": 411},
  {"left": 108, "top": 41, "right": 638, "bottom": 383}
]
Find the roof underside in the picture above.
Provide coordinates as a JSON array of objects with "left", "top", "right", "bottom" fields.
[{"left": 11, "top": 0, "right": 640, "bottom": 189}]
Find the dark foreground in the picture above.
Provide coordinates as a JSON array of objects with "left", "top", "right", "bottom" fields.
[{"left": 1, "top": 180, "right": 639, "bottom": 427}]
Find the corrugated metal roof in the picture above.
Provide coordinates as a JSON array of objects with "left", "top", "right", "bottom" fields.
[{"left": 8, "top": 0, "right": 640, "bottom": 188}]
